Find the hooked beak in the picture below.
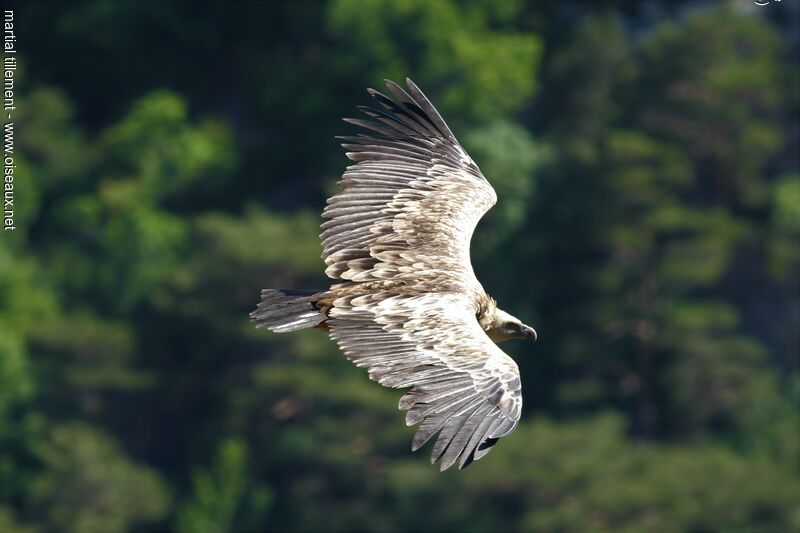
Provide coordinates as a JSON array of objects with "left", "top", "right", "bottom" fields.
[{"left": 521, "top": 324, "right": 538, "bottom": 342}]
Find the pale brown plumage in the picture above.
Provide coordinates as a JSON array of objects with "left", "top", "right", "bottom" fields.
[{"left": 252, "top": 78, "right": 536, "bottom": 470}]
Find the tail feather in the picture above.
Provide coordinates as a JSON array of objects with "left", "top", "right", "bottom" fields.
[{"left": 251, "top": 289, "right": 326, "bottom": 333}]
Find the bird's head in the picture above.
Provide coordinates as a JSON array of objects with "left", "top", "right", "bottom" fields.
[{"left": 486, "top": 308, "right": 537, "bottom": 343}]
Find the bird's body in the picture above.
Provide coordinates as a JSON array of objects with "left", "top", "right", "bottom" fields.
[{"left": 252, "top": 79, "right": 536, "bottom": 470}]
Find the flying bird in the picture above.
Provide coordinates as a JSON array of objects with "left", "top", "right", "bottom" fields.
[{"left": 251, "top": 78, "right": 537, "bottom": 470}]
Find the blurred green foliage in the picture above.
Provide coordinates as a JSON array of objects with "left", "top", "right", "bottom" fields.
[{"left": 1, "top": 0, "right": 798, "bottom": 531}]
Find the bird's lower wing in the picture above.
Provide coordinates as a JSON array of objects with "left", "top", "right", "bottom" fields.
[{"left": 327, "top": 291, "right": 522, "bottom": 470}]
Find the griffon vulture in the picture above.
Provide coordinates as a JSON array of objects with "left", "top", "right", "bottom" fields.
[{"left": 251, "top": 78, "right": 537, "bottom": 470}]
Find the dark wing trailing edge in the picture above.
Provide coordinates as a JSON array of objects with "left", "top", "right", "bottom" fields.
[
  {"left": 328, "top": 293, "right": 522, "bottom": 470},
  {"left": 322, "top": 79, "right": 522, "bottom": 469}
]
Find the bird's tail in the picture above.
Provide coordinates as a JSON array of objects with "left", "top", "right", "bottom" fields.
[{"left": 250, "top": 289, "right": 327, "bottom": 333}]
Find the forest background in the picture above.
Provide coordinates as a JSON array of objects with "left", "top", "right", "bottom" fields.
[{"left": 1, "top": 1, "right": 798, "bottom": 531}]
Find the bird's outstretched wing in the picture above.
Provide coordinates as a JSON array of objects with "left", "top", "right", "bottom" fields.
[
  {"left": 323, "top": 78, "right": 522, "bottom": 469},
  {"left": 322, "top": 78, "right": 496, "bottom": 295},
  {"left": 328, "top": 292, "right": 521, "bottom": 470}
]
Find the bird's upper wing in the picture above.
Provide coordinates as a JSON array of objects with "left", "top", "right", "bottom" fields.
[
  {"left": 321, "top": 78, "right": 496, "bottom": 295},
  {"left": 322, "top": 79, "right": 521, "bottom": 469},
  {"left": 328, "top": 291, "right": 522, "bottom": 470}
]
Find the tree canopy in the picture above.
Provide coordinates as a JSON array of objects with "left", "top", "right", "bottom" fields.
[{"left": 1, "top": 1, "right": 798, "bottom": 531}]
